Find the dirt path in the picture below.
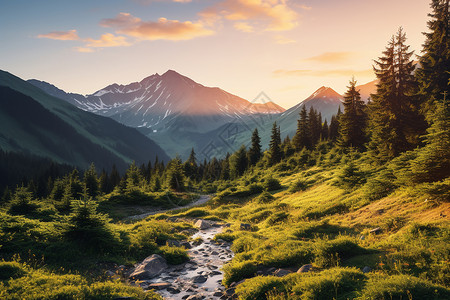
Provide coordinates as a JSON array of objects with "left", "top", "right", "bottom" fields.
[{"left": 127, "top": 195, "right": 212, "bottom": 221}]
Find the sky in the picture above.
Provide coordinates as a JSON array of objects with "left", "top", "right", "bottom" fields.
[{"left": 0, "top": 0, "right": 430, "bottom": 109}]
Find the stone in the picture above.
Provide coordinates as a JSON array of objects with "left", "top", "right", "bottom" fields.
[
  {"left": 370, "top": 227, "right": 382, "bottom": 235},
  {"left": 167, "top": 287, "right": 181, "bottom": 294},
  {"left": 240, "top": 223, "right": 251, "bottom": 231},
  {"left": 213, "top": 291, "right": 224, "bottom": 297},
  {"left": 211, "top": 251, "right": 219, "bottom": 255},
  {"left": 148, "top": 282, "right": 171, "bottom": 290},
  {"left": 186, "top": 295, "right": 203, "bottom": 300},
  {"left": 273, "top": 268, "right": 292, "bottom": 277},
  {"left": 166, "top": 239, "right": 181, "bottom": 247},
  {"left": 362, "top": 266, "right": 372, "bottom": 273},
  {"left": 180, "top": 241, "right": 192, "bottom": 249},
  {"left": 129, "top": 254, "right": 168, "bottom": 279},
  {"left": 195, "top": 219, "right": 212, "bottom": 230},
  {"left": 297, "top": 264, "right": 313, "bottom": 273},
  {"left": 193, "top": 275, "right": 208, "bottom": 283}
]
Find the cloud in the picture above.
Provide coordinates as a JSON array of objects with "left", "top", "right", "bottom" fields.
[
  {"left": 275, "top": 35, "right": 296, "bottom": 44},
  {"left": 101, "top": 12, "right": 214, "bottom": 41},
  {"left": 37, "top": 29, "right": 79, "bottom": 41},
  {"left": 85, "top": 33, "right": 131, "bottom": 48},
  {"left": 75, "top": 47, "right": 95, "bottom": 53},
  {"left": 303, "top": 52, "right": 356, "bottom": 63},
  {"left": 200, "top": 0, "right": 298, "bottom": 32},
  {"left": 135, "top": 0, "right": 192, "bottom": 4},
  {"left": 234, "top": 22, "right": 254, "bottom": 32},
  {"left": 273, "top": 69, "right": 374, "bottom": 78}
]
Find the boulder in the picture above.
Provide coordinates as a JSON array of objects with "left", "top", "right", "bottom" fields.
[
  {"left": 148, "top": 282, "right": 171, "bottom": 290},
  {"left": 180, "top": 241, "right": 192, "bottom": 249},
  {"left": 297, "top": 264, "right": 313, "bottom": 273},
  {"left": 166, "top": 239, "right": 181, "bottom": 247},
  {"left": 186, "top": 294, "right": 203, "bottom": 300},
  {"left": 369, "top": 227, "right": 382, "bottom": 235},
  {"left": 129, "top": 254, "right": 168, "bottom": 279},
  {"left": 362, "top": 266, "right": 372, "bottom": 273},
  {"left": 195, "top": 219, "right": 212, "bottom": 230},
  {"left": 240, "top": 223, "right": 251, "bottom": 231},
  {"left": 192, "top": 275, "right": 208, "bottom": 283},
  {"left": 273, "top": 268, "right": 292, "bottom": 277}
]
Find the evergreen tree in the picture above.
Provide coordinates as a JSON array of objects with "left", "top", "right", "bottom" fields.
[
  {"left": 369, "top": 28, "right": 419, "bottom": 161},
  {"left": 220, "top": 154, "right": 231, "bottom": 180},
  {"left": 109, "top": 164, "right": 121, "bottom": 190},
  {"left": 329, "top": 113, "right": 340, "bottom": 142},
  {"left": 125, "top": 162, "right": 143, "bottom": 192},
  {"left": 283, "top": 135, "right": 295, "bottom": 158},
  {"left": 98, "top": 169, "right": 109, "bottom": 195},
  {"left": 416, "top": 0, "right": 450, "bottom": 121},
  {"left": 166, "top": 157, "right": 185, "bottom": 192},
  {"left": 248, "top": 128, "right": 262, "bottom": 166},
  {"left": 309, "top": 106, "right": 321, "bottom": 147},
  {"left": 83, "top": 163, "right": 99, "bottom": 198},
  {"left": 410, "top": 98, "right": 450, "bottom": 182},
  {"left": 322, "top": 119, "right": 329, "bottom": 140},
  {"left": 338, "top": 78, "right": 367, "bottom": 150},
  {"left": 230, "top": 145, "right": 248, "bottom": 178},
  {"left": 183, "top": 148, "right": 198, "bottom": 181},
  {"left": 293, "top": 105, "right": 311, "bottom": 150},
  {"left": 269, "top": 122, "right": 282, "bottom": 165}
]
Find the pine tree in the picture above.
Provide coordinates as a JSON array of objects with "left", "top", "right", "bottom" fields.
[
  {"left": 184, "top": 148, "right": 199, "bottom": 181},
  {"left": 248, "top": 128, "right": 262, "bottom": 166},
  {"left": 309, "top": 107, "right": 321, "bottom": 147},
  {"left": 293, "top": 105, "right": 311, "bottom": 150},
  {"left": 416, "top": 0, "right": 450, "bottom": 121},
  {"left": 410, "top": 96, "right": 450, "bottom": 182},
  {"left": 125, "top": 162, "right": 143, "bottom": 192},
  {"left": 369, "top": 28, "right": 419, "bottom": 161},
  {"left": 269, "top": 122, "right": 282, "bottom": 165},
  {"left": 230, "top": 145, "right": 248, "bottom": 178},
  {"left": 338, "top": 78, "right": 367, "bottom": 150},
  {"left": 83, "top": 163, "right": 99, "bottom": 198},
  {"left": 109, "top": 164, "right": 121, "bottom": 190},
  {"left": 220, "top": 154, "right": 231, "bottom": 180},
  {"left": 322, "top": 119, "right": 329, "bottom": 140},
  {"left": 166, "top": 157, "right": 185, "bottom": 192}
]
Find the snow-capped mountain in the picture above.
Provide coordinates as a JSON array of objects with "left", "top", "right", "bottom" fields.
[{"left": 30, "top": 70, "right": 284, "bottom": 133}]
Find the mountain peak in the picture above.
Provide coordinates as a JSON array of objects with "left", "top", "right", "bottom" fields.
[{"left": 306, "top": 86, "right": 341, "bottom": 101}]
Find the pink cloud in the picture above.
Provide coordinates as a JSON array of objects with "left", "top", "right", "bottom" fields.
[
  {"left": 101, "top": 13, "right": 214, "bottom": 41},
  {"left": 37, "top": 29, "right": 79, "bottom": 41}
]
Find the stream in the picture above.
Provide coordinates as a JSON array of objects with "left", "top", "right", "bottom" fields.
[{"left": 133, "top": 224, "right": 234, "bottom": 300}]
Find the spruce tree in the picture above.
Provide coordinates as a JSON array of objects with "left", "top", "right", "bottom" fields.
[
  {"left": 167, "top": 157, "right": 185, "bottom": 192},
  {"left": 293, "top": 105, "right": 311, "bottom": 150},
  {"left": 322, "top": 119, "right": 329, "bottom": 140},
  {"left": 309, "top": 107, "right": 321, "bottom": 147},
  {"left": 338, "top": 78, "right": 367, "bottom": 150},
  {"left": 369, "top": 28, "right": 419, "bottom": 161},
  {"left": 230, "top": 145, "right": 248, "bottom": 178},
  {"left": 183, "top": 148, "right": 198, "bottom": 181},
  {"left": 248, "top": 128, "right": 262, "bottom": 166},
  {"left": 416, "top": 0, "right": 450, "bottom": 121},
  {"left": 269, "top": 122, "right": 282, "bottom": 165},
  {"left": 83, "top": 163, "right": 99, "bottom": 198}
]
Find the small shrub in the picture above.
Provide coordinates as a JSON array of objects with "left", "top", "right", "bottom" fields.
[
  {"left": 222, "top": 260, "right": 258, "bottom": 286},
  {"left": 315, "top": 237, "right": 368, "bottom": 268},
  {"left": 214, "top": 232, "right": 237, "bottom": 242},
  {"left": 264, "top": 178, "right": 282, "bottom": 191},
  {"left": 159, "top": 245, "right": 189, "bottom": 265},
  {"left": 293, "top": 267, "right": 366, "bottom": 299},
  {"left": 360, "top": 274, "right": 450, "bottom": 300},
  {"left": 255, "top": 192, "right": 275, "bottom": 204},
  {"left": 235, "top": 275, "right": 285, "bottom": 300},
  {"left": 0, "top": 261, "right": 27, "bottom": 280},
  {"left": 288, "top": 180, "right": 308, "bottom": 193}
]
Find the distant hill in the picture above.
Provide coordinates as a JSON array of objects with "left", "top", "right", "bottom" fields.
[{"left": 0, "top": 70, "right": 169, "bottom": 171}]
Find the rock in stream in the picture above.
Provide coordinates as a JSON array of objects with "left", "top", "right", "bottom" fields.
[{"left": 131, "top": 224, "right": 234, "bottom": 300}]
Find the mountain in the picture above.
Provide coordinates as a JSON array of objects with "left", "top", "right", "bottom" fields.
[
  {"left": 0, "top": 70, "right": 169, "bottom": 171},
  {"left": 29, "top": 70, "right": 285, "bottom": 134},
  {"left": 356, "top": 80, "right": 377, "bottom": 102}
]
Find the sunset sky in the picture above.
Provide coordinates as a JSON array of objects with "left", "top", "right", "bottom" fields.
[{"left": 0, "top": 0, "right": 430, "bottom": 108}]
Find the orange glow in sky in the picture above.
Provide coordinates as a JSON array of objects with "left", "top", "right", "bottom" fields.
[{"left": 0, "top": 0, "right": 430, "bottom": 108}]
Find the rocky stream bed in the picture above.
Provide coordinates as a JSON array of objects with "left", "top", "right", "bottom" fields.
[{"left": 128, "top": 220, "right": 235, "bottom": 300}]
